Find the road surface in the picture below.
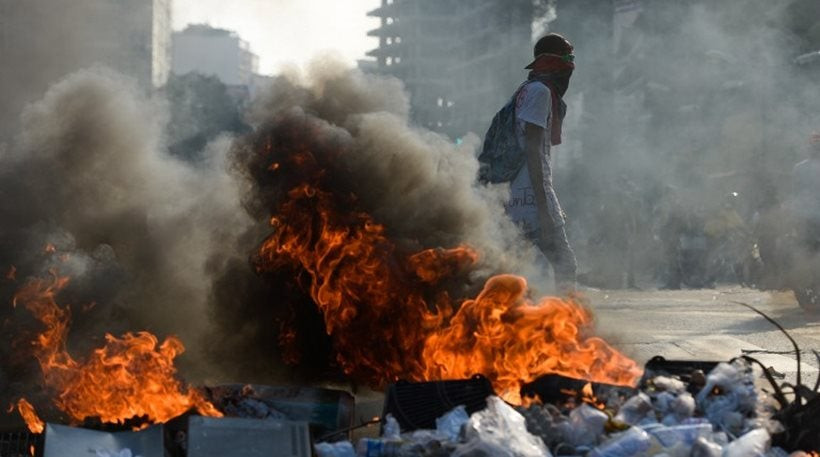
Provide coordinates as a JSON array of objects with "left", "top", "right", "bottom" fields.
[{"left": 589, "top": 286, "right": 820, "bottom": 387}]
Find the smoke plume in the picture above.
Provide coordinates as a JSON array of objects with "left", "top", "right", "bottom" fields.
[
  {"left": 209, "top": 59, "right": 551, "bottom": 381},
  {"left": 0, "top": 68, "right": 252, "bottom": 402}
]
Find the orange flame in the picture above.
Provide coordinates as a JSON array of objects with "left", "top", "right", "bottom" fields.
[
  {"left": 421, "top": 275, "right": 639, "bottom": 403},
  {"left": 13, "top": 272, "right": 221, "bottom": 428},
  {"left": 256, "top": 183, "right": 642, "bottom": 403},
  {"left": 16, "top": 399, "right": 44, "bottom": 434}
]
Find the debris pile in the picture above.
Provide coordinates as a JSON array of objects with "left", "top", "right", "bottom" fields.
[{"left": 315, "top": 359, "right": 818, "bottom": 457}]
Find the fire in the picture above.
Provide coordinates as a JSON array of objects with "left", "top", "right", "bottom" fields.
[
  {"left": 421, "top": 276, "right": 639, "bottom": 403},
  {"left": 256, "top": 184, "right": 458, "bottom": 382},
  {"left": 12, "top": 272, "right": 221, "bottom": 430},
  {"left": 254, "top": 156, "right": 641, "bottom": 403},
  {"left": 16, "top": 399, "right": 44, "bottom": 434}
]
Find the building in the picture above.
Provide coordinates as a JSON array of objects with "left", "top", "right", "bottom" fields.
[
  {"left": 172, "top": 25, "right": 260, "bottom": 87},
  {"left": 0, "top": 0, "right": 170, "bottom": 89},
  {"left": 151, "top": 0, "right": 173, "bottom": 88},
  {"left": 365, "top": 0, "right": 534, "bottom": 138},
  {"left": 0, "top": 0, "right": 171, "bottom": 138}
]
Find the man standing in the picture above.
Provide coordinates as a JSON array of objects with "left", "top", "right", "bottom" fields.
[{"left": 503, "top": 33, "right": 578, "bottom": 293}]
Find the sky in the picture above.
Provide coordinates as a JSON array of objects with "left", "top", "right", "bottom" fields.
[{"left": 173, "top": 0, "right": 382, "bottom": 75}]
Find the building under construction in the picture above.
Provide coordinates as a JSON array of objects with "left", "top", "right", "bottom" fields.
[{"left": 365, "top": 0, "right": 536, "bottom": 139}]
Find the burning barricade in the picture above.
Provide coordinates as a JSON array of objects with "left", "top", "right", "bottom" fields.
[
  {"left": 1, "top": 68, "right": 818, "bottom": 457},
  {"left": 4, "top": 265, "right": 819, "bottom": 456}
]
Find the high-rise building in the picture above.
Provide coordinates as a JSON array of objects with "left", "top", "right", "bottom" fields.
[
  {"left": 172, "top": 25, "right": 260, "bottom": 87},
  {"left": 151, "top": 0, "right": 173, "bottom": 88},
  {"left": 365, "top": 0, "right": 533, "bottom": 138},
  {"left": 0, "top": 0, "right": 172, "bottom": 138}
]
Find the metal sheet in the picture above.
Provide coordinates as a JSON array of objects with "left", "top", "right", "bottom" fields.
[
  {"left": 43, "top": 423, "right": 164, "bottom": 457},
  {"left": 186, "top": 416, "right": 310, "bottom": 457}
]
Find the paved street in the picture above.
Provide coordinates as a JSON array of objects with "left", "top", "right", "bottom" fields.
[{"left": 588, "top": 287, "right": 820, "bottom": 387}]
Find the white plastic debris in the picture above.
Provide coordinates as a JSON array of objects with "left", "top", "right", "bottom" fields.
[
  {"left": 566, "top": 403, "right": 609, "bottom": 446},
  {"left": 436, "top": 405, "right": 469, "bottom": 442},
  {"left": 696, "top": 360, "right": 758, "bottom": 435},
  {"left": 614, "top": 392, "right": 653, "bottom": 425},
  {"left": 314, "top": 441, "right": 357, "bottom": 457},
  {"left": 655, "top": 391, "right": 677, "bottom": 416},
  {"left": 382, "top": 414, "right": 401, "bottom": 440},
  {"left": 660, "top": 393, "right": 697, "bottom": 426},
  {"left": 671, "top": 392, "right": 695, "bottom": 419},
  {"left": 652, "top": 376, "right": 686, "bottom": 393},
  {"left": 690, "top": 436, "right": 723, "bottom": 457},
  {"left": 724, "top": 428, "right": 771, "bottom": 457},
  {"left": 645, "top": 422, "right": 713, "bottom": 448},
  {"left": 588, "top": 427, "right": 651, "bottom": 457},
  {"left": 453, "top": 396, "right": 551, "bottom": 457}
]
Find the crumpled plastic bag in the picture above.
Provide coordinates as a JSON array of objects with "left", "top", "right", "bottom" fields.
[
  {"left": 588, "top": 427, "right": 651, "bottom": 457},
  {"left": 645, "top": 422, "right": 713, "bottom": 448},
  {"left": 436, "top": 405, "right": 469, "bottom": 442},
  {"left": 690, "top": 436, "right": 723, "bottom": 457},
  {"left": 453, "top": 396, "right": 551, "bottom": 457},
  {"left": 383, "top": 414, "right": 401, "bottom": 440},
  {"left": 314, "top": 441, "right": 356, "bottom": 457},
  {"left": 565, "top": 403, "right": 609, "bottom": 447},
  {"left": 724, "top": 428, "right": 770, "bottom": 457},
  {"left": 696, "top": 360, "right": 757, "bottom": 435},
  {"left": 652, "top": 376, "right": 687, "bottom": 394},
  {"left": 614, "top": 392, "right": 653, "bottom": 425}
]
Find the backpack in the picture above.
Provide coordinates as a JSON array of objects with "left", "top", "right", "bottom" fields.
[{"left": 477, "top": 85, "right": 527, "bottom": 184}]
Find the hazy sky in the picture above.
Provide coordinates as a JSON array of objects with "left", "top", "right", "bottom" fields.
[{"left": 173, "top": 0, "right": 382, "bottom": 75}]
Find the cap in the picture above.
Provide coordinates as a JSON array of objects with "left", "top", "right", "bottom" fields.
[{"left": 524, "top": 52, "right": 575, "bottom": 69}]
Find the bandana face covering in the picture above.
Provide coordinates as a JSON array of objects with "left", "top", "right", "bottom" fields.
[{"left": 525, "top": 53, "right": 575, "bottom": 145}]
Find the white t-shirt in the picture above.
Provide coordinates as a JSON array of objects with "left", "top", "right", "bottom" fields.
[{"left": 504, "top": 80, "right": 565, "bottom": 233}]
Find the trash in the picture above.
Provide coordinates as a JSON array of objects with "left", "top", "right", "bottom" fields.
[
  {"left": 588, "top": 427, "right": 652, "bottom": 457},
  {"left": 383, "top": 414, "right": 401, "bottom": 440},
  {"left": 696, "top": 359, "right": 758, "bottom": 435},
  {"left": 566, "top": 403, "right": 608, "bottom": 446},
  {"left": 435, "top": 405, "right": 469, "bottom": 442},
  {"left": 208, "top": 384, "right": 354, "bottom": 439},
  {"left": 651, "top": 376, "right": 686, "bottom": 394},
  {"left": 315, "top": 441, "right": 357, "bottom": 457},
  {"left": 42, "top": 423, "right": 164, "bottom": 457},
  {"left": 724, "top": 428, "right": 770, "bottom": 457},
  {"left": 614, "top": 392, "right": 653, "bottom": 425},
  {"left": 356, "top": 438, "right": 401, "bottom": 457},
  {"left": 690, "top": 436, "right": 723, "bottom": 457},
  {"left": 670, "top": 392, "right": 696, "bottom": 420},
  {"left": 454, "top": 396, "right": 551, "bottom": 457},
  {"left": 181, "top": 416, "right": 312, "bottom": 457},
  {"left": 645, "top": 422, "right": 713, "bottom": 448}
]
